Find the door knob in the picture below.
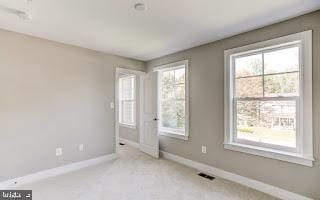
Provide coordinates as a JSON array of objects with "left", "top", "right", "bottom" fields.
[{"left": 153, "top": 118, "right": 159, "bottom": 121}]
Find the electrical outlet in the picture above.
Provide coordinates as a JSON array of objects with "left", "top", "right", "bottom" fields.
[
  {"left": 79, "top": 144, "right": 84, "bottom": 152},
  {"left": 110, "top": 102, "right": 114, "bottom": 109},
  {"left": 202, "top": 146, "right": 207, "bottom": 154},
  {"left": 56, "top": 148, "right": 62, "bottom": 156}
]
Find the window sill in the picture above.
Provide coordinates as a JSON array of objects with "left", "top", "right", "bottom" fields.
[
  {"left": 119, "top": 123, "right": 136, "bottom": 130},
  {"left": 224, "top": 142, "right": 314, "bottom": 167},
  {"left": 160, "top": 131, "right": 188, "bottom": 140}
]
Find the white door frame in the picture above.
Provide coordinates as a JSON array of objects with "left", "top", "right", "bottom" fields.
[{"left": 115, "top": 67, "right": 146, "bottom": 154}]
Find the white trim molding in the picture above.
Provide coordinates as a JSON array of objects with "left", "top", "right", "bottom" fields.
[
  {"left": 0, "top": 154, "right": 117, "bottom": 189},
  {"left": 120, "top": 123, "right": 137, "bottom": 129},
  {"left": 119, "top": 138, "right": 140, "bottom": 149},
  {"left": 160, "top": 151, "right": 312, "bottom": 200},
  {"left": 116, "top": 67, "right": 146, "bottom": 76},
  {"left": 224, "top": 30, "right": 314, "bottom": 167},
  {"left": 159, "top": 131, "right": 189, "bottom": 140},
  {"left": 224, "top": 142, "right": 314, "bottom": 166}
]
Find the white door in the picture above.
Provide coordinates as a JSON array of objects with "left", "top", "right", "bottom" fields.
[{"left": 140, "top": 72, "right": 159, "bottom": 158}]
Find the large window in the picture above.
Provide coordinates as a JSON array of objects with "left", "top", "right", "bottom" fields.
[
  {"left": 156, "top": 60, "right": 189, "bottom": 140},
  {"left": 224, "top": 31, "right": 314, "bottom": 166},
  {"left": 119, "top": 74, "right": 136, "bottom": 127}
]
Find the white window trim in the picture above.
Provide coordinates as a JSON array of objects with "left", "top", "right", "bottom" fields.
[
  {"left": 119, "top": 74, "right": 137, "bottom": 128},
  {"left": 154, "top": 60, "right": 189, "bottom": 140},
  {"left": 224, "top": 30, "right": 314, "bottom": 167},
  {"left": 119, "top": 123, "right": 137, "bottom": 130}
]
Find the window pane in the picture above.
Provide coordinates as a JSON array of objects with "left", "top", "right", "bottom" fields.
[
  {"left": 119, "top": 75, "right": 135, "bottom": 125},
  {"left": 123, "top": 100, "right": 134, "bottom": 124},
  {"left": 264, "top": 73, "right": 299, "bottom": 97},
  {"left": 161, "top": 100, "right": 185, "bottom": 130},
  {"left": 175, "top": 67, "right": 185, "bottom": 83},
  {"left": 161, "top": 100, "right": 177, "bottom": 128},
  {"left": 176, "top": 100, "right": 185, "bottom": 129},
  {"left": 174, "top": 84, "right": 185, "bottom": 100},
  {"left": 121, "top": 76, "right": 134, "bottom": 100},
  {"left": 235, "top": 54, "right": 262, "bottom": 78},
  {"left": 236, "top": 100, "right": 296, "bottom": 148},
  {"left": 161, "top": 70, "right": 174, "bottom": 85},
  {"left": 159, "top": 66, "right": 186, "bottom": 134},
  {"left": 236, "top": 77, "right": 263, "bottom": 98},
  {"left": 162, "top": 85, "right": 174, "bottom": 100},
  {"left": 264, "top": 46, "right": 299, "bottom": 74}
]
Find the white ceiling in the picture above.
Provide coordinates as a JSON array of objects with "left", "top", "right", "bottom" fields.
[{"left": 0, "top": 0, "right": 319, "bottom": 61}]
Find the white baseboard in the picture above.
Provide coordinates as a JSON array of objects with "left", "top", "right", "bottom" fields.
[
  {"left": 0, "top": 153, "right": 117, "bottom": 189},
  {"left": 160, "top": 151, "right": 312, "bottom": 200},
  {"left": 119, "top": 138, "right": 140, "bottom": 149}
]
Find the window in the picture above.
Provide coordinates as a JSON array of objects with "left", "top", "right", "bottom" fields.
[
  {"left": 155, "top": 60, "right": 189, "bottom": 140},
  {"left": 224, "top": 31, "right": 314, "bottom": 166},
  {"left": 119, "top": 74, "right": 136, "bottom": 128}
]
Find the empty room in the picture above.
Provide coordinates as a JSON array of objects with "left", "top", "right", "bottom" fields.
[{"left": 0, "top": 0, "right": 319, "bottom": 200}]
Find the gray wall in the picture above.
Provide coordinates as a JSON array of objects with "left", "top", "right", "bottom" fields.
[
  {"left": 0, "top": 29, "right": 145, "bottom": 182},
  {"left": 147, "top": 11, "right": 320, "bottom": 199},
  {"left": 119, "top": 77, "right": 140, "bottom": 143}
]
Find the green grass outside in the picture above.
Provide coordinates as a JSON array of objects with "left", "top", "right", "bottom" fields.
[{"left": 237, "top": 126, "right": 296, "bottom": 145}]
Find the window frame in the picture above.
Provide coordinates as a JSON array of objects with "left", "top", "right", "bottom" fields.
[
  {"left": 232, "top": 43, "right": 301, "bottom": 153},
  {"left": 224, "top": 31, "right": 314, "bottom": 167},
  {"left": 119, "top": 74, "right": 136, "bottom": 129},
  {"left": 154, "top": 60, "right": 189, "bottom": 140}
]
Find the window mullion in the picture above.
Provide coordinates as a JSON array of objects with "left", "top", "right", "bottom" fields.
[{"left": 235, "top": 96, "right": 298, "bottom": 101}]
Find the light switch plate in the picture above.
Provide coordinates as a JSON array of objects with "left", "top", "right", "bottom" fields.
[
  {"left": 202, "top": 146, "right": 207, "bottom": 154},
  {"left": 56, "top": 148, "right": 62, "bottom": 156},
  {"left": 79, "top": 144, "right": 84, "bottom": 152},
  {"left": 110, "top": 102, "right": 114, "bottom": 109}
]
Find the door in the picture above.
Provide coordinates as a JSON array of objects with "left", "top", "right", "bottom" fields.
[{"left": 139, "top": 71, "right": 159, "bottom": 158}]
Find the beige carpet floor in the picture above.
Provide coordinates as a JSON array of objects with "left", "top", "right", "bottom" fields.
[{"left": 17, "top": 145, "right": 278, "bottom": 200}]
